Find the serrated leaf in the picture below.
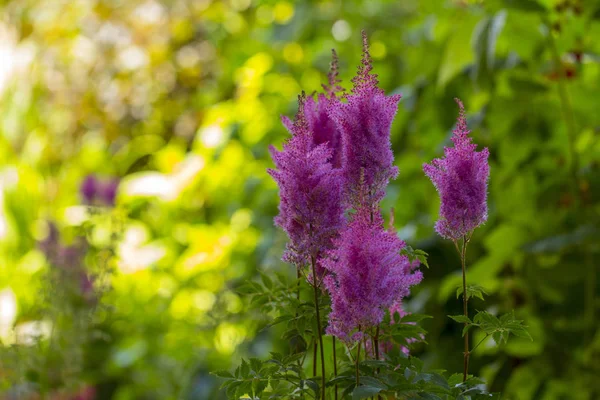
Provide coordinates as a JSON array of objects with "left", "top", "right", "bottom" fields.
[
  {"left": 400, "top": 314, "right": 433, "bottom": 323},
  {"left": 509, "top": 326, "right": 533, "bottom": 341},
  {"left": 449, "top": 315, "right": 472, "bottom": 324},
  {"left": 359, "top": 376, "right": 388, "bottom": 389},
  {"left": 457, "top": 285, "right": 489, "bottom": 301},
  {"left": 252, "top": 377, "right": 267, "bottom": 395},
  {"left": 462, "top": 324, "right": 473, "bottom": 337},
  {"left": 260, "top": 272, "right": 273, "bottom": 290},
  {"left": 411, "top": 357, "right": 424, "bottom": 372},
  {"left": 249, "top": 357, "right": 262, "bottom": 373},
  {"left": 304, "top": 379, "right": 319, "bottom": 396},
  {"left": 448, "top": 373, "right": 463, "bottom": 387},
  {"left": 473, "top": 311, "right": 500, "bottom": 329},
  {"left": 211, "top": 370, "right": 234, "bottom": 379},
  {"left": 240, "top": 359, "right": 250, "bottom": 378},
  {"left": 226, "top": 381, "right": 241, "bottom": 398},
  {"left": 352, "top": 385, "right": 383, "bottom": 399}
]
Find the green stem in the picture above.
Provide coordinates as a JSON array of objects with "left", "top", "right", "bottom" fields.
[
  {"left": 458, "top": 236, "right": 470, "bottom": 382},
  {"left": 333, "top": 336, "right": 338, "bottom": 400},
  {"left": 311, "top": 256, "right": 326, "bottom": 400},
  {"left": 355, "top": 336, "right": 362, "bottom": 388},
  {"left": 374, "top": 325, "right": 382, "bottom": 400},
  {"left": 374, "top": 325, "right": 380, "bottom": 361},
  {"left": 545, "top": 20, "right": 579, "bottom": 200},
  {"left": 313, "top": 339, "right": 318, "bottom": 377}
]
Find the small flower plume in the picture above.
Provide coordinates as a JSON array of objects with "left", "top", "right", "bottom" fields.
[
  {"left": 330, "top": 31, "right": 401, "bottom": 209},
  {"left": 423, "top": 98, "right": 489, "bottom": 241},
  {"left": 323, "top": 209, "right": 422, "bottom": 343},
  {"left": 268, "top": 94, "right": 345, "bottom": 275}
]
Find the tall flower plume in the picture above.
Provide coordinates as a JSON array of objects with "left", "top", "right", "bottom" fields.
[
  {"left": 423, "top": 98, "right": 490, "bottom": 240},
  {"left": 282, "top": 50, "right": 344, "bottom": 168},
  {"left": 268, "top": 94, "right": 345, "bottom": 277},
  {"left": 329, "top": 31, "right": 401, "bottom": 210},
  {"left": 323, "top": 209, "right": 422, "bottom": 343}
]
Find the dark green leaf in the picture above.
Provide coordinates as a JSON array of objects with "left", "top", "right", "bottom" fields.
[
  {"left": 352, "top": 385, "right": 383, "bottom": 400},
  {"left": 211, "top": 370, "right": 234, "bottom": 379},
  {"left": 449, "top": 315, "right": 472, "bottom": 324}
]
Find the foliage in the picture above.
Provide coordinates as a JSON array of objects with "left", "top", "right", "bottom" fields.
[{"left": 0, "top": 0, "right": 598, "bottom": 399}]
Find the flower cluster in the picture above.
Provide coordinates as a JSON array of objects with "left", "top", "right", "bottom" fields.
[
  {"left": 270, "top": 33, "right": 423, "bottom": 344},
  {"left": 329, "top": 33, "right": 401, "bottom": 211},
  {"left": 423, "top": 98, "right": 489, "bottom": 240},
  {"left": 268, "top": 94, "right": 345, "bottom": 277},
  {"left": 323, "top": 210, "right": 422, "bottom": 342}
]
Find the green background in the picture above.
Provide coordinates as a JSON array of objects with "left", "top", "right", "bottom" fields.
[{"left": 0, "top": 0, "right": 598, "bottom": 398}]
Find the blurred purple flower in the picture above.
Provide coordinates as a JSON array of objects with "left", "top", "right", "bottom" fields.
[
  {"left": 80, "top": 175, "right": 119, "bottom": 207},
  {"left": 38, "top": 221, "right": 60, "bottom": 260},
  {"left": 423, "top": 98, "right": 490, "bottom": 240},
  {"left": 323, "top": 209, "right": 422, "bottom": 343},
  {"left": 37, "top": 221, "right": 95, "bottom": 303},
  {"left": 99, "top": 178, "right": 119, "bottom": 206},
  {"left": 80, "top": 175, "right": 98, "bottom": 205},
  {"left": 268, "top": 94, "right": 345, "bottom": 277},
  {"left": 329, "top": 32, "right": 401, "bottom": 210}
]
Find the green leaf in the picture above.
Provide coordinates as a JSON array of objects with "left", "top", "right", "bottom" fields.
[
  {"left": 211, "top": 370, "right": 234, "bottom": 379},
  {"left": 304, "top": 379, "right": 319, "bottom": 397},
  {"left": 462, "top": 324, "right": 473, "bottom": 337},
  {"left": 249, "top": 357, "right": 262, "bottom": 373},
  {"left": 448, "top": 373, "right": 463, "bottom": 387},
  {"left": 352, "top": 386, "right": 383, "bottom": 400},
  {"left": 359, "top": 376, "right": 388, "bottom": 389},
  {"left": 240, "top": 358, "right": 250, "bottom": 378},
  {"left": 456, "top": 285, "right": 489, "bottom": 301},
  {"left": 400, "top": 314, "right": 433, "bottom": 324},
  {"left": 449, "top": 315, "right": 472, "bottom": 324},
  {"left": 401, "top": 246, "right": 429, "bottom": 268},
  {"left": 260, "top": 272, "right": 273, "bottom": 290}
]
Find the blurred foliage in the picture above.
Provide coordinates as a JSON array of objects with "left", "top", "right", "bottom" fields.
[{"left": 0, "top": 0, "right": 598, "bottom": 398}]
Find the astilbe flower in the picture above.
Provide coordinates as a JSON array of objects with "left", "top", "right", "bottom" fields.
[
  {"left": 268, "top": 94, "right": 345, "bottom": 278},
  {"left": 282, "top": 50, "right": 344, "bottom": 168},
  {"left": 329, "top": 32, "right": 401, "bottom": 210},
  {"left": 423, "top": 98, "right": 489, "bottom": 240},
  {"left": 323, "top": 209, "right": 422, "bottom": 343}
]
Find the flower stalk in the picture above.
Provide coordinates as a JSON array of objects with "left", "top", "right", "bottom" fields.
[
  {"left": 456, "top": 237, "right": 470, "bottom": 382},
  {"left": 311, "top": 255, "right": 326, "bottom": 400}
]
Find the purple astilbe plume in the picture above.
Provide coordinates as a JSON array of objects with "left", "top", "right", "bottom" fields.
[
  {"left": 268, "top": 94, "right": 345, "bottom": 280},
  {"left": 281, "top": 50, "right": 344, "bottom": 169},
  {"left": 329, "top": 31, "right": 401, "bottom": 210},
  {"left": 323, "top": 209, "right": 422, "bottom": 343},
  {"left": 423, "top": 98, "right": 489, "bottom": 240}
]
